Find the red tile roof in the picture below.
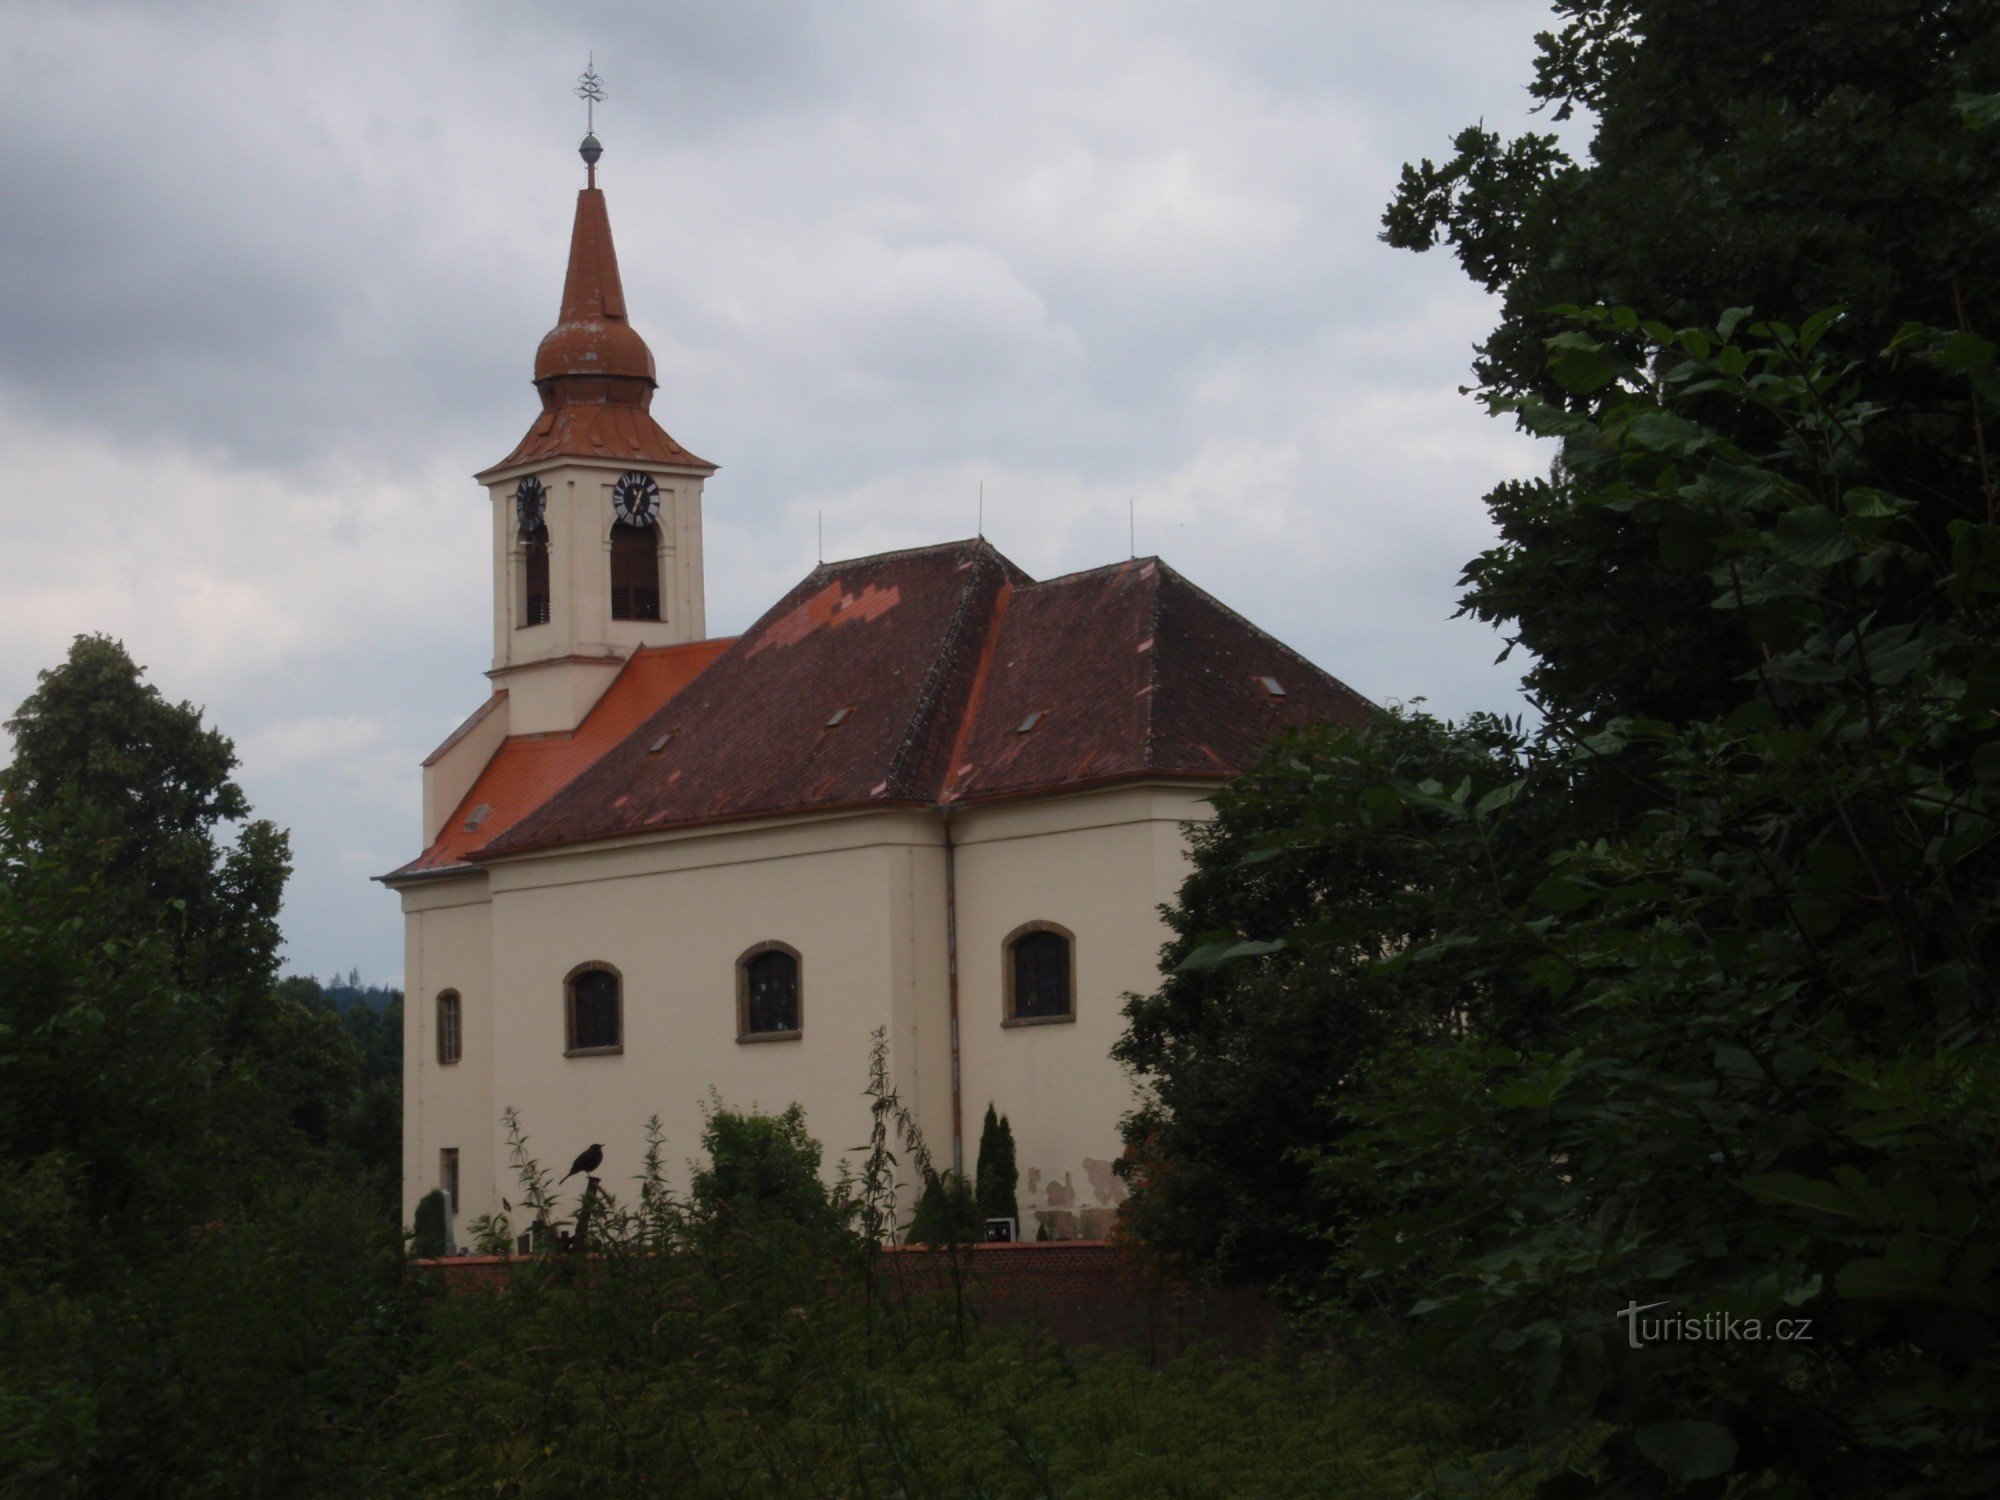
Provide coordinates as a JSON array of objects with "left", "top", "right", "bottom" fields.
[
  {"left": 480, "top": 181, "right": 712, "bottom": 478},
  {"left": 391, "top": 539, "right": 1373, "bottom": 870},
  {"left": 393, "top": 639, "right": 731, "bottom": 877}
]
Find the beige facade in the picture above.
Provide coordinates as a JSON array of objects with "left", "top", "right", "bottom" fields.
[
  {"left": 482, "top": 458, "right": 710, "bottom": 736},
  {"left": 397, "top": 786, "right": 1208, "bottom": 1239}
]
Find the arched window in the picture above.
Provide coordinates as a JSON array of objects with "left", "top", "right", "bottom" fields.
[
  {"left": 520, "top": 523, "right": 550, "bottom": 627},
  {"left": 565, "top": 964, "right": 623, "bottom": 1055},
  {"left": 737, "top": 942, "right": 802, "bottom": 1040},
  {"left": 436, "top": 990, "right": 462, "bottom": 1065},
  {"left": 610, "top": 522, "right": 660, "bottom": 621},
  {"left": 1004, "top": 923, "right": 1075, "bottom": 1025}
]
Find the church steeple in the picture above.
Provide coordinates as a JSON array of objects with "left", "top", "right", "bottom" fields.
[
  {"left": 479, "top": 131, "right": 714, "bottom": 477},
  {"left": 531, "top": 136, "right": 656, "bottom": 396},
  {"left": 473, "top": 114, "right": 717, "bottom": 736}
]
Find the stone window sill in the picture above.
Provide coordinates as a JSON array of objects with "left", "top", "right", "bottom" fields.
[
  {"left": 737, "top": 1029, "right": 802, "bottom": 1044},
  {"left": 1002, "top": 1012, "right": 1075, "bottom": 1028},
  {"left": 565, "top": 1044, "right": 624, "bottom": 1058}
]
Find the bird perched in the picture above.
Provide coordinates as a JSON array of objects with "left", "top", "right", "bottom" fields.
[{"left": 560, "top": 1143, "right": 604, "bottom": 1183}]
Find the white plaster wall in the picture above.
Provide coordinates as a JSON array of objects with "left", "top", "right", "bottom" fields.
[
  {"left": 401, "top": 877, "right": 496, "bottom": 1234},
  {"left": 951, "top": 786, "right": 1209, "bottom": 1237},
  {"left": 396, "top": 789, "right": 1212, "bottom": 1242},
  {"left": 421, "top": 693, "right": 511, "bottom": 844}
]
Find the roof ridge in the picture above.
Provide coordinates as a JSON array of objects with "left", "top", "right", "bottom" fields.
[
  {"left": 1020, "top": 554, "right": 1163, "bottom": 590},
  {"left": 938, "top": 577, "right": 1014, "bottom": 804},
  {"left": 880, "top": 547, "right": 1005, "bottom": 797},
  {"left": 812, "top": 535, "right": 1032, "bottom": 578},
  {"left": 1142, "top": 563, "right": 1164, "bottom": 767}
]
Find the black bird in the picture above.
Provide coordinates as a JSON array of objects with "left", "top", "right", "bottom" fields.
[{"left": 561, "top": 1143, "right": 604, "bottom": 1183}]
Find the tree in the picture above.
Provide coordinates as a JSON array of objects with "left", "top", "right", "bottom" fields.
[
  {"left": 973, "top": 1105, "right": 1019, "bottom": 1230},
  {"left": 690, "top": 1103, "right": 837, "bottom": 1233},
  {"left": 1385, "top": 0, "right": 2000, "bottom": 726},
  {"left": 2, "top": 634, "right": 287, "bottom": 1004},
  {"left": 1114, "top": 710, "right": 1524, "bottom": 1286},
  {"left": 905, "top": 1171, "right": 978, "bottom": 1245}
]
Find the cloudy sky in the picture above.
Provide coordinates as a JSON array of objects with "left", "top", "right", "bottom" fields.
[{"left": 0, "top": 0, "right": 1568, "bottom": 985}]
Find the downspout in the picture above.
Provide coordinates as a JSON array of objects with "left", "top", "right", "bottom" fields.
[{"left": 939, "top": 802, "right": 965, "bottom": 1178}]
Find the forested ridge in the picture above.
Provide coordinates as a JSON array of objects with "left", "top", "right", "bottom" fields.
[{"left": 4, "top": 2, "right": 1998, "bottom": 1494}]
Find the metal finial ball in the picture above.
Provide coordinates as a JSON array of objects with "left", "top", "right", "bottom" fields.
[{"left": 579, "top": 132, "right": 603, "bottom": 167}]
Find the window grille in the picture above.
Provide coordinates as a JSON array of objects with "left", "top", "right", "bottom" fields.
[
  {"left": 567, "top": 967, "right": 622, "bottom": 1053},
  {"left": 1008, "top": 928, "right": 1073, "bottom": 1021},
  {"left": 741, "top": 947, "right": 801, "bottom": 1036},
  {"left": 436, "top": 990, "right": 462, "bottom": 1065}
]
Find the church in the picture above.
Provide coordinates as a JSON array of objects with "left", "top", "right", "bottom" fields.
[{"left": 384, "top": 129, "right": 1372, "bottom": 1243}]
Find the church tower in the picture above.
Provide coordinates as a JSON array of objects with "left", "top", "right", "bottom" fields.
[{"left": 472, "top": 129, "right": 716, "bottom": 735}]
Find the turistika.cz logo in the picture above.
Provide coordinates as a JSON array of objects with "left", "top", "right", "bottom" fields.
[{"left": 1615, "top": 1300, "right": 1814, "bottom": 1350}]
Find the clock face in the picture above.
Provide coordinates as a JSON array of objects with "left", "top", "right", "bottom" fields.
[
  {"left": 612, "top": 471, "right": 662, "bottom": 527},
  {"left": 514, "top": 476, "right": 547, "bottom": 532}
]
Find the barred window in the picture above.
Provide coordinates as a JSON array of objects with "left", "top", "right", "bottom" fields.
[
  {"left": 566, "top": 965, "right": 623, "bottom": 1054},
  {"left": 738, "top": 944, "right": 802, "bottom": 1040},
  {"left": 436, "top": 990, "right": 462, "bottom": 1065}
]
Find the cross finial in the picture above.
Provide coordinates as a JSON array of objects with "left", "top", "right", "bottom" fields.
[
  {"left": 576, "top": 53, "right": 606, "bottom": 128},
  {"left": 576, "top": 54, "right": 606, "bottom": 184}
]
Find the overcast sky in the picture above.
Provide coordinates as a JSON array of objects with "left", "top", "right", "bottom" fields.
[{"left": 0, "top": 0, "right": 1567, "bottom": 985}]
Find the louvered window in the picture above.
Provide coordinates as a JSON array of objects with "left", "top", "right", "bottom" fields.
[
  {"left": 610, "top": 522, "right": 660, "bottom": 621},
  {"left": 521, "top": 527, "right": 550, "bottom": 627}
]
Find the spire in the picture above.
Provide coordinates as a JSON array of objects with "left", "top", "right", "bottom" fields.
[
  {"left": 531, "top": 153, "right": 657, "bottom": 393},
  {"left": 479, "top": 127, "right": 713, "bottom": 479}
]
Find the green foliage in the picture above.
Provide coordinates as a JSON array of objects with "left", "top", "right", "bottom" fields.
[
  {"left": 690, "top": 1101, "right": 839, "bottom": 1235},
  {"left": 1130, "top": 310, "right": 2000, "bottom": 1494},
  {"left": 0, "top": 1177, "right": 424, "bottom": 1495},
  {"left": 391, "top": 1090, "right": 1514, "bottom": 1497},
  {"left": 412, "top": 1188, "right": 450, "bottom": 1259},
  {"left": 1385, "top": 0, "right": 2000, "bottom": 726},
  {"left": 906, "top": 1169, "right": 979, "bottom": 1245},
  {"left": 2, "top": 633, "right": 289, "bottom": 1002},
  {"left": 974, "top": 1102, "right": 1020, "bottom": 1229},
  {"left": 1116, "top": 709, "right": 1530, "bottom": 1286}
]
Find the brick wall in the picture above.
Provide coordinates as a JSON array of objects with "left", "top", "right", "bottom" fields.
[{"left": 418, "top": 1240, "right": 1278, "bottom": 1355}]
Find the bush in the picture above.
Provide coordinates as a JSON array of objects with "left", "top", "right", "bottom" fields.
[{"left": 412, "top": 1188, "right": 449, "bottom": 1258}]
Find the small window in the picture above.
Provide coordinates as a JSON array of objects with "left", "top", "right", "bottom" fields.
[
  {"left": 436, "top": 990, "right": 462, "bottom": 1065},
  {"left": 566, "top": 965, "right": 623, "bottom": 1054},
  {"left": 610, "top": 521, "right": 661, "bottom": 621},
  {"left": 737, "top": 942, "right": 802, "bottom": 1040},
  {"left": 440, "top": 1148, "right": 459, "bottom": 1216},
  {"left": 1005, "top": 923, "right": 1075, "bottom": 1025}
]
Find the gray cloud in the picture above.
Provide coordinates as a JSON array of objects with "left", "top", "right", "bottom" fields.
[{"left": 0, "top": 0, "right": 1567, "bottom": 982}]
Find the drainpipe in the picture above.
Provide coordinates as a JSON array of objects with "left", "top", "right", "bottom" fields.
[{"left": 939, "top": 803, "right": 965, "bottom": 1178}]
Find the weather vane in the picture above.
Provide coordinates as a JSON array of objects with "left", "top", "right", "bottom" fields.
[{"left": 576, "top": 53, "right": 606, "bottom": 133}]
